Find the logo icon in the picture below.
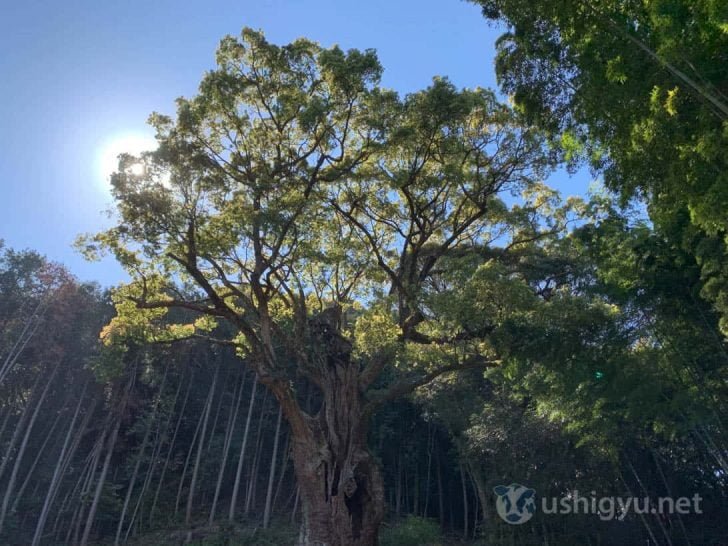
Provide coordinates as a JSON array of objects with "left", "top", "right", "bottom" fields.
[{"left": 494, "top": 483, "right": 536, "bottom": 524}]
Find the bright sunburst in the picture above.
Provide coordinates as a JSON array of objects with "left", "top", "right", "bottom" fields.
[{"left": 98, "top": 133, "right": 158, "bottom": 183}]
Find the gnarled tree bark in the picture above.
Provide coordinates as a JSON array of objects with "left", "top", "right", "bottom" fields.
[{"left": 261, "top": 323, "right": 385, "bottom": 546}]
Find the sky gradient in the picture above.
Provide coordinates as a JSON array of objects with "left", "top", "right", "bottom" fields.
[{"left": 0, "top": 0, "right": 589, "bottom": 287}]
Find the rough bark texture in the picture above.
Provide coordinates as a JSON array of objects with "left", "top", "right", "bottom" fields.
[
  {"left": 292, "top": 440, "right": 384, "bottom": 546},
  {"left": 265, "top": 319, "right": 385, "bottom": 546},
  {"left": 289, "top": 381, "right": 384, "bottom": 546}
]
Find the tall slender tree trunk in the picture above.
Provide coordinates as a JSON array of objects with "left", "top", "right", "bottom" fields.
[
  {"left": 460, "top": 463, "right": 469, "bottom": 540},
  {"left": 114, "top": 416, "right": 152, "bottom": 545},
  {"left": 50, "top": 398, "right": 98, "bottom": 542},
  {"left": 31, "top": 387, "right": 89, "bottom": 546},
  {"left": 11, "top": 402, "right": 65, "bottom": 514},
  {"left": 291, "top": 486, "right": 300, "bottom": 525},
  {"left": 175, "top": 389, "right": 206, "bottom": 517},
  {"left": 395, "top": 451, "right": 402, "bottom": 518},
  {"left": 0, "top": 299, "right": 45, "bottom": 384},
  {"left": 0, "top": 373, "right": 43, "bottom": 482},
  {"left": 619, "top": 468, "right": 660, "bottom": 546},
  {"left": 209, "top": 370, "right": 246, "bottom": 524},
  {"left": 244, "top": 390, "right": 269, "bottom": 516},
  {"left": 626, "top": 457, "right": 674, "bottom": 546},
  {"left": 228, "top": 374, "right": 258, "bottom": 522},
  {"left": 0, "top": 408, "right": 13, "bottom": 448},
  {"left": 468, "top": 469, "right": 480, "bottom": 539},
  {"left": 652, "top": 449, "right": 692, "bottom": 546},
  {"left": 436, "top": 443, "right": 444, "bottom": 528},
  {"left": 66, "top": 436, "right": 103, "bottom": 545},
  {"left": 263, "top": 404, "right": 283, "bottom": 528},
  {"left": 0, "top": 362, "right": 58, "bottom": 533},
  {"left": 150, "top": 371, "right": 193, "bottom": 527},
  {"left": 207, "top": 370, "right": 228, "bottom": 452},
  {"left": 412, "top": 462, "right": 419, "bottom": 516},
  {"left": 79, "top": 365, "right": 135, "bottom": 546},
  {"left": 272, "top": 430, "right": 291, "bottom": 514},
  {"left": 185, "top": 365, "right": 217, "bottom": 527},
  {"left": 124, "top": 439, "right": 159, "bottom": 543},
  {"left": 127, "top": 379, "right": 181, "bottom": 539},
  {"left": 469, "top": 466, "right": 489, "bottom": 531},
  {"left": 423, "top": 425, "right": 433, "bottom": 517},
  {"left": 114, "top": 368, "right": 167, "bottom": 545},
  {"left": 79, "top": 416, "right": 122, "bottom": 546}
]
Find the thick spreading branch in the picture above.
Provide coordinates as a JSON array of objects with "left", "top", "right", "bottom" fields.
[{"left": 363, "top": 355, "right": 501, "bottom": 415}]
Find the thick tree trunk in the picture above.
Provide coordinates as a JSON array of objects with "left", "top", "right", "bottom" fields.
[
  {"left": 279, "top": 359, "right": 385, "bottom": 546},
  {"left": 242, "top": 311, "right": 388, "bottom": 546},
  {"left": 290, "top": 418, "right": 384, "bottom": 545}
]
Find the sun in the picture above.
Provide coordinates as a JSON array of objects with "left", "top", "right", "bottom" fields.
[{"left": 98, "top": 133, "right": 158, "bottom": 183}]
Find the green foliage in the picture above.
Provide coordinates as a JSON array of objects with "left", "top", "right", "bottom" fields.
[
  {"left": 380, "top": 516, "right": 443, "bottom": 546},
  {"left": 234, "top": 524, "right": 299, "bottom": 546},
  {"left": 80, "top": 26, "right": 582, "bottom": 413},
  {"left": 87, "top": 342, "right": 127, "bottom": 383},
  {"left": 125, "top": 523, "right": 298, "bottom": 546},
  {"left": 352, "top": 305, "right": 401, "bottom": 360},
  {"left": 474, "top": 0, "right": 728, "bottom": 334}
]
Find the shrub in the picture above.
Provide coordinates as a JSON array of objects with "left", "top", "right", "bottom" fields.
[{"left": 380, "top": 515, "right": 442, "bottom": 546}]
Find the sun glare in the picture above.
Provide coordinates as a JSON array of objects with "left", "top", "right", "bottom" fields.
[{"left": 98, "top": 133, "right": 158, "bottom": 183}]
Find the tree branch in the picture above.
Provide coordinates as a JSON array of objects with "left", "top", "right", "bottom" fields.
[{"left": 363, "top": 355, "right": 500, "bottom": 415}]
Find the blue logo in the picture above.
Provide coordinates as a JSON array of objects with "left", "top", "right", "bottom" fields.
[{"left": 493, "top": 483, "right": 536, "bottom": 524}]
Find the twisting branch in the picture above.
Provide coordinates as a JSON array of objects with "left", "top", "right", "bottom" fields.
[{"left": 363, "top": 355, "right": 501, "bottom": 415}]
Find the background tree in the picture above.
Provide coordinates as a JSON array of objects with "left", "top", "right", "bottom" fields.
[{"left": 472, "top": 0, "right": 728, "bottom": 335}]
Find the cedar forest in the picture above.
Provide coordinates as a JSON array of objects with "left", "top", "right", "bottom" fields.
[{"left": 1, "top": 1, "right": 728, "bottom": 545}]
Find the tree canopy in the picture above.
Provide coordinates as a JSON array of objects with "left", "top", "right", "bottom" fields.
[
  {"left": 473, "top": 0, "right": 728, "bottom": 333},
  {"left": 78, "top": 27, "right": 590, "bottom": 433}
]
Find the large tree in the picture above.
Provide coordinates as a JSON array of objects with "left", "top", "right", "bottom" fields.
[{"left": 81, "top": 29, "right": 574, "bottom": 545}]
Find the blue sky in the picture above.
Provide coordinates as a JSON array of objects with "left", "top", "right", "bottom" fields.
[{"left": 0, "top": 0, "right": 590, "bottom": 287}]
